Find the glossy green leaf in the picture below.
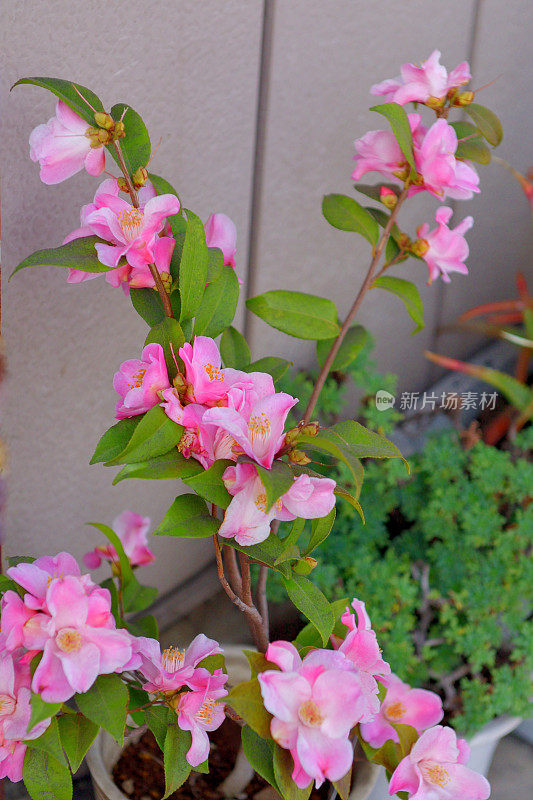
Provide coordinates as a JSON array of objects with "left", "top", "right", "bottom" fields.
[
  {"left": 221, "top": 326, "right": 251, "bottom": 369},
  {"left": 183, "top": 459, "right": 234, "bottom": 509},
  {"left": 75, "top": 674, "right": 128, "bottom": 745},
  {"left": 365, "top": 207, "right": 402, "bottom": 242},
  {"left": 152, "top": 494, "right": 219, "bottom": 538},
  {"left": 194, "top": 264, "right": 239, "bottom": 337},
  {"left": 23, "top": 748, "right": 72, "bottom": 800},
  {"left": 130, "top": 288, "right": 166, "bottom": 326},
  {"left": 14, "top": 76, "right": 103, "bottom": 124},
  {"left": 163, "top": 724, "right": 192, "bottom": 798},
  {"left": 393, "top": 723, "right": 419, "bottom": 757},
  {"left": 179, "top": 209, "right": 209, "bottom": 321},
  {"left": 244, "top": 650, "right": 278, "bottom": 678},
  {"left": 226, "top": 533, "right": 292, "bottom": 577},
  {"left": 373, "top": 276, "right": 424, "bottom": 334},
  {"left": 90, "top": 416, "right": 141, "bottom": 465},
  {"left": 316, "top": 325, "right": 368, "bottom": 371},
  {"left": 110, "top": 103, "right": 151, "bottom": 174},
  {"left": 294, "top": 598, "right": 349, "bottom": 649},
  {"left": 322, "top": 194, "right": 379, "bottom": 244},
  {"left": 370, "top": 102, "right": 416, "bottom": 169},
  {"left": 247, "top": 290, "right": 340, "bottom": 340},
  {"left": 243, "top": 357, "right": 292, "bottom": 383},
  {"left": 145, "top": 705, "right": 170, "bottom": 750},
  {"left": 355, "top": 183, "right": 401, "bottom": 202},
  {"left": 112, "top": 450, "right": 201, "bottom": 484},
  {"left": 466, "top": 103, "right": 503, "bottom": 146},
  {"left": 334, "top": 487, "right": 365, "bottom": 522},
  {"left": 242, "top": 726, "right": 278, "bottom": 790},
  {"left": 105, "top": 406, "right": 184, "bottom": 466},
  {"left": 29, "top": 695, "right": 61, "bottom": 731},
  {"left": 297, "top": 430, "right": 364, "bottom": 489},
  {"left": 87, "top": 522, "right": 135, "bottom": 586},
  {"left": 57, "top": 714, "right": 99, "bottom": 773},
  {"left": 451, "top": 121, "right": 491, "bottom": 165},
  {"left": 127, "top": 614, "right": 159, "bottom": 639},
  {"left": 11, "top": 236, "right": 113, "bottom": 280},
  {"left": 122, "top": 581, "right": 158, "bottom": 614},
  {"left": 144, "top": 317, "right": 185, "bottom": 379},
  {"left": 207, "top": 247, "right": 224, "bottom": 284},
  {"left": 0, "top": 575, "right": 21, "bottom": 595},
  {"left": 225, "top": 679, "right": 272, "bottom": 738},
  {"left": 332, "top": 420, "right": 407, "bottom": 465},
  {"left": 305, "top": 508, "right": 336, "bottom": 554},
  {"left": 25, "top": 718, "right": 66, "bottom": 764},
  {"left": 148, "top": 172, "right": 181, "bottom": 202},
  {"left": 282, "top": 574, "right": 334, "bottom": 645},
  {"left": 254, "top": 460, "right": 295, "bottom": 510},
  {"left": 127, "top": 686, "right": 150, "bottom": 726},
  {"left": 274, "top": 744, "right": 312, "bottom": 800}
]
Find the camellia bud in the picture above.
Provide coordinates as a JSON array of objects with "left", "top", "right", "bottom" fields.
[
  {"left": 293, "top": 557, "right": 318, "bottom": 575},
  {"left": 411, "top": 238, "right": 430, "bottom": 257},
  {"left": 379, "top": 186, "right": 398, "bottom": 210},
  {"left": 132, "top": 166, "right": 149, "bottom": 188},
  {"left": 94, "top": 111, "right": 115, "bottom": 130},
  {"left": 112, "top": 120, "right": 126, "bottom": 139},
  {"left": 173, "top": 373, "right": 187, "bottom": 392},
  {"left": 288, "top": 449, "right": 311, "bottom": 466},
  {"left": 453, "top": 90, "right": 474, "bottom": 107},
  {"left": 160, "top": 271, "right": 172, "bottom": 292},
  {"left": 398, "top": 233, "right": 411, "bottom": 250},
  {"left": 284, "top": 428, "right": 301, "bottom": 446},
  {"left": 97, "top": 129, "right": 112, "bottom": 145},
  {"left": 392, "top": 165, "right": 409, "bottom": 181},
  {"left": 300, "top": 421, "right": 319, "bottom": 437},
  {"left": 116, "top": 177, "right": 129, "bottom": 192},
  {"left": 426, "top": 95, "right": 446, "bottom": 110}
]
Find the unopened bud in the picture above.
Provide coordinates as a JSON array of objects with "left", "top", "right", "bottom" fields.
[
  {"left": 116, "top": 177, "right": 129, "bottom": 192},
  {"left": 160, "top": 271, "right": 172, "bottom": 292},
  {"left": 173, "top": 373, "right": 187, "bottom": 392},
  {"left": 97, "top": 128, "right": 112, "bottom": 145},
  {"left": 132, "top": 166, "right": 149, "bottom": 188},
  {"left": 293, "top": 557, "right": 318, "bottom": 575},
  {"left": 94, "top": 111, "right": 115, "bottom": 130},
  {"left": 453, "top": 90, "right": 474, "bottom": 107},
  {"left": 411, "top": 238, "right": 429, "bottom": 257},
  {"left": 398, "top": 233, "right": 411, "bottom": 250},
  {"left": 288, "top": 449, "right": 311, "bottom": 466},
  {"left": 426, "top": 95, "right": 446, "bottom": 110},
  {"left": 379, "top": 186, "right": 398, "bottom": 210},
  {"left": 112, "top": 120, "right": 125, "bottom": 139},
  {"left": 284, "top": 428, "right": 301, "bottom": 446},
  {"left": 300, "top": 421, "right": 319, "bottom": 437},
  {"left": 392, "top": 166, "right": 409, "bottom": 182}
]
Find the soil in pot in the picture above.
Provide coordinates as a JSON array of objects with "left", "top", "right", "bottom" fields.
[{"left": 112, "top": 720, "right": 328, "bottom": 800}]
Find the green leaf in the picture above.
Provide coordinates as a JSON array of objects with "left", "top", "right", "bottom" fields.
[
  {"left": 197, "top": 653, "right": 226, "bottom": 674},
  {"left": 25, "top": 718, "right": 66, "bottom": 764},
  {"left": 207, "top": 247, "right": 224, "bottom": 284},
  {"left": 331, "top": 420, "right": 407, "bottom": 465},
  {"left": 274, "top": 744, "right": 312, "bottom": 800},
  {"left": 226, "top": 534, "right": 292, "bottom": 577},
  {"left": 253, "top": 460, "right": 295, "bottom": 510},
  {"left": 110, "top": 103, "right": 151, "bottom": 175},
  {"left": 57, "top": 714, "right": 99, "bottom": 773},
  {"left": 179, "top": 209, "right": 209, "bottom": 321},
  {"left": 145, "top": 705, "right": 170, "bottom": 750},
  {"left": 23, "top": 748, "right": 72, "bottom": 800},
  {"left": 11, "top": 236, "right": 114, "bottom": 280},
  {"left": 243, "top": 357, "right": 291, "bottom": 383},
  {"left": 316, "top": 325, "right": 368, "bottom": 371},
  {"left": 372, "top": 276, "right": 424, "bottom": 334},
  {"left": 334, "top": 487, "right": 365, "bottom": 522},
  {"left": 297, "top": 430, "right": 364, "bottom": 489},
  {"left": 163, "top": 724, "right": 192, "bottom": 798},
  {"left": 451, "top": 121, "right": 492, "bottom": 165},
  {"left": 226, "top": 679, "right": 272, "bottom": 738},
  {"left": 122, "top": 581, "right": 158, "bottom": 614},
  {"left": 87, "top": 522, "right": 135, "bottom": 586},
  {"left": 127, "top": 686, "right": 150, "bottom": 726},
  {"left": 282, "top": 574, "right": 334, "bottom": 645},
  {"left": 242, "top": 726, "right": 278, "bottom": 790},
  {"left": 365, "top": 207, "right": 402, "bottom": 242},
  {"left": 333, "top": 765, "right": 353, "bottom": 800},
  {"left": 466, "top": 103, "right": 503, "bottom": 146},
  {"left": 354, "top": 183, "right": 401, "bottom": 202},
  {"left": 247, "top": 291, "right": 340, "bottom": 341},
  {"left": 370, "top": 102, "right": 415, "bottom": 169},
  {"left": 145, "top": 317, "right": 185, "bottom": 379},
  {"left": 7, "top": 556, "right": 35, "bottom": 567},
  {"left": 13, "top": 76, "right": 103, "bottom": 124},
  {"left": 393, "top": 723, "right": 419, "bottom": 757},
  {"left": 305, "top": 509, "right": 336, "bottom": 554},
  {"left": 244, "top": 650, "right": 278, "bottom": 678},
  {"left": 221, "top": 326, "right": 251, "bottom": 369},
  {"left": 75, "top": 673, "right": 128, "bottom": 744},
  {"left": 29, "top": 695, "right": 61, "bottom": 731},
  {"left": 183, "top": 459, "right": 234, "bottom": 509},
  {"left": 127, "top": 614, "right": 159, "bottom": 639},
  {"left": 0, "top": 574, "right": 20, "bottom": 594},
  {"left": 194, "top": 264, "right": 239, "bottom": 337},
  {"left": 322, "top": 194, "right": 379, "bottom": 245},
  {"left": 152, "top": 494, "right": 219, "bottom": 538},
  {"left": 148, "top": 173, "right": 181, "bottom": 203},
  {"left": 130, "top": 288, "right": 166, "bottom": 326},
  {"left": 295, "top": 597, "right": 349, "bottom": 649},
  {"left": 112, "top": 450, "right": 201, "bottom": 484},
  {"left": 90, "top": 417, "right": 141, "bottom": 465},
  {"left": 105, "top": 406, "right": 184, "bottom": 466}
]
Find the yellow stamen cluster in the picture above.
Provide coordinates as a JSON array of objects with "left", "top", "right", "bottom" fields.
[
  {"left": 384, "top": 700, "right": 406, "bottom": 721},
  {"left": 204, "top": 364, "right": 224, "bottom": 382},
  {"left": 56, "top": 628, "right": 83, "bottom": 653},
  {"left": 162, "top": 646, "right": 186, "bottom": 673},
  {"left": 128, "top": 366, "right": 147, "bottom": 390},
  {"left": 117, "top": 208, "right": 144, "bottom": 240},
  {"left": 423, "top": 763, "right": 451, "bottom": 788},
  {"left": 0, "top": 694, "right": 16, "bottom": 717},
  {"left": 298, "top": 700, "right": 324, "bottom": 728},
  {"left": 248, "top": 413, "right": 271, "bottom": 439},
  {"left": 196, "top": 697, "right": 218, "bottom": 725}
]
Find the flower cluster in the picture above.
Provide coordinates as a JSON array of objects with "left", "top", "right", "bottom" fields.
[{"left": 114, "top": 334, "right": 336, "bottom": 545}]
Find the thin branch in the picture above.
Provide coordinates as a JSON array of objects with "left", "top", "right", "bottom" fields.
[
  {"left": 224, "top": 546, "right": 243, "bottom": 597},
  {"left": 239, "top": 553, "right": 253, "bottom": 607},
  {"left": 256, "top": 565, "right": 269, "bottom": 640},
  {"left": 302, "top": 184, "right": 410, "bottom": 424}
]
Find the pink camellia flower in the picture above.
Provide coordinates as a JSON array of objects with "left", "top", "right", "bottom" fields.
[
  {"left": 32, "top": 576, "right": 132, "bottom": 702},
  {"left": 205, "top": 213, "right": 237, "bottom": 269},
  {"left": 352, "top": 114, "right": 425, "bottom": 182},
  {"left": 203, "top": 392, "right": 298, "bottom": 470},
  {"left": 413, "top": 119, "right": 480, "bottom": 200},
  {"left": 371, "top": 50, "right": 471, "bottom": 106},
  {"left": 0, "top": 592, "right": 39, "bottom": 652},
  {"left": 84, "top": 510, "right": 155, "bottom": 569},
  {"left": 333, "top": 599, "right": 391, "bottom": 722},
  {"left": 8, "top": 552, "right": 83, "bottom": 611},
  {"left": 389, "top": 725, "right": 490, "bottom": 800},
  {"left": 360, "top": 673, "right": 443, "bottom": 748},
  {"left": 219, "top": 463, "right": 336, "bottom": 546},
  {"left": 416, "top": 206, "right": 473, "bottom": 284},
  {"left": 113, "top": 343, "right": 170, "bottom": 419},
  {"left": 138, "top": 634, "right": 223, "bottom": 695},
  {"left": 259, "top": 641, "right": 365, "bottom": 789},
  {"left": 29, "top": 101, "right": 105, "bottom": 184},
  {"left": 175, "top": 671, "right": 228, "bottom": 767}
]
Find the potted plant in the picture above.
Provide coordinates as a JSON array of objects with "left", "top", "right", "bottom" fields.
[{"left": 1, "top": 49, "right": 506, "bottom": 800}]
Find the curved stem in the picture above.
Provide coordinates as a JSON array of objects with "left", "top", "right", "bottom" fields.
[{"left": 302, "top": 185, "right": 410, "bottom": 424}]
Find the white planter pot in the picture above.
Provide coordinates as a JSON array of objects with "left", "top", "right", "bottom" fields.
[{"left": 351, "top": 715, "right": 522, "bottom": 800}]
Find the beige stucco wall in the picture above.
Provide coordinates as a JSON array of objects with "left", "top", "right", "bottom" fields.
[{"left": 1, "top": 0, "right": 531, "bottom": 595}]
